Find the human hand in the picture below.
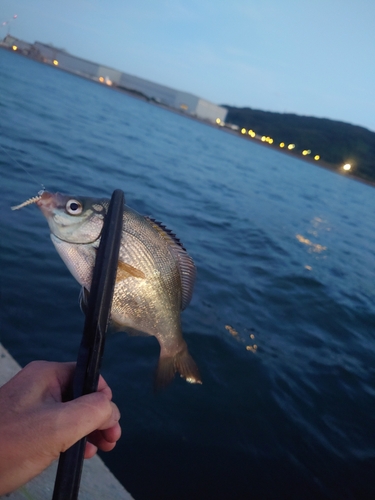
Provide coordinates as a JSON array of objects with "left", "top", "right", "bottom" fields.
[{"left": 0, "top": 360, "right": 121, "bottom": 495}]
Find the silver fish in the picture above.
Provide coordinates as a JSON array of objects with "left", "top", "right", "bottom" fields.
[{"left": 15, "top": 191, "right": 201, "bottom": 388}]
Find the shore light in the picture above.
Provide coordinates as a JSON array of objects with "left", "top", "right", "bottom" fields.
[
  {"left": 287, "top": 144, "right": 295, "bottom": 150},
  {"left": 216, "top": 118, "right": 221, "bottom": 125},
  {"left": 12, "top": 45, "right": 17, "bottom": 51},
  {"left": 53, "top": 60, "right": 59, "bottom": 66},
  {"left": 280, "top": 142, "right": 285, "bottom": 148},
  {"left": 314, "top": 155, "right": 320, "bottom": 160},
  {"left": 261, "top": 136, "right": 266, "bottom": 142},
  {"left": 343, "top": 163, "right": 351, "bottom": 171},
  {"left": 241, "top": 128, "right": 246, "bottom": 134}
]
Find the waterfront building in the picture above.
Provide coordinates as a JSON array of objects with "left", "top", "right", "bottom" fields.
[{"left": 1, "top": 36, "right": 227, "bottom": 123}]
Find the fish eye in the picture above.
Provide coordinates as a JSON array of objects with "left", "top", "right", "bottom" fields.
[{"left": 66, "top": 199, "right": 83, "bottom": 215}]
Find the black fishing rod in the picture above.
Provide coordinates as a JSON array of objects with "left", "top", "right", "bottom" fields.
[{"left": 52, "top": 189, "right": 124, "bottom": 500}]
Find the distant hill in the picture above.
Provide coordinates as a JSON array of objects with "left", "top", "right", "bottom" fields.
[{"left": 223, "top": 106, "right": 375, "bottom": 184}]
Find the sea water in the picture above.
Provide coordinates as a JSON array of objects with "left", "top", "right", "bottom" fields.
[{"left": 1, "top": 49, "right": 375, "bottom": 499}]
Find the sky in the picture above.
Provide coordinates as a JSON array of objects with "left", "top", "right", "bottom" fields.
[{"left": 1, "top": 0, "right": 375, "bottom": 131}]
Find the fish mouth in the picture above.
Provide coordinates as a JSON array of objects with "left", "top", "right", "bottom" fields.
[
  {"left": 12, "top": 191, "right": 67, "bottom": 213},
  {"left": 36, "top": 191, "right": 67, "bottom": 216}
]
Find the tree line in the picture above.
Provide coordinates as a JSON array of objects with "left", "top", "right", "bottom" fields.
[{"left": 223, "top": 105, "right": 375, "bottom": 183}]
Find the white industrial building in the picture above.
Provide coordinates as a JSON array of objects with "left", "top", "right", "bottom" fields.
[{"left": 2, "top": 36, "right": 227, "bottom": 123}]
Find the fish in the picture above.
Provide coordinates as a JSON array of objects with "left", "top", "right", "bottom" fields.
[{"left": 13, "top": 191, "right": 201, "bottom": 388}]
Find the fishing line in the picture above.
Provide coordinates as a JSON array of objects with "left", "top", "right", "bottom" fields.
[{"left": 0, "top": 143, "right": 45, "bottom": 192}]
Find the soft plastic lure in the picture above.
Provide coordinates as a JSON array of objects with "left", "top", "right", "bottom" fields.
[{"left": 11, "top": 192, "right": 44, "bottom": 211}]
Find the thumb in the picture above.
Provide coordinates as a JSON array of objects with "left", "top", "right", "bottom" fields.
[{"left": 55, "top": 392, "right": 120, "bottom": 452}]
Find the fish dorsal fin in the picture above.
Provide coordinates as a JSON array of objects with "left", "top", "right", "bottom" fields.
[
  {"left": 145, "top": 217, "right": 186, "bottom": 249},
  {"left": 145, "top": 217, "right": 196, "bottom": 310}
]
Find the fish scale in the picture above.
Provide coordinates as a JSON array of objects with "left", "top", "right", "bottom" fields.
[{"left": 113, "top": 210, "right": 183, "bottom": 346}]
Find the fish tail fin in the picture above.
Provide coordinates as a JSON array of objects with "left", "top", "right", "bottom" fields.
[
  {"left": 154, "top": 356, "right": 176, "bottom": 390},
  {"left": 175, "top": 349, "right": 202, "bottom": 385},
  {"left": 154, "top": 348, "right": 202, "bottom": 390}
]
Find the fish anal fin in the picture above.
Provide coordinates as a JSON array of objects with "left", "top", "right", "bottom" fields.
[
  {"left": 154, "top": 348, "right": 202, "bottom": 390},
  {"left": 108, "top": 320, "right": 151, "bottom": 337},
  {"left": 116, "top": 260, "right": 145, "bottom": 283},
  {"left": 79, "top": 287, "right": 90, "bottom": 315}
]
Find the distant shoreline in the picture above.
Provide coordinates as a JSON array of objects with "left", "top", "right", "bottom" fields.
[
  {"left": 2, "top": 45, "right": 373, "bottom": 190},
  {"left": 168, "top": 105, "right": 375, "bottom": 189}
]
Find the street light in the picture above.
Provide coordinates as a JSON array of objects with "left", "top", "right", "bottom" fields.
[{"left": 2, "top": 13, "right": 17, "bottom": 35}]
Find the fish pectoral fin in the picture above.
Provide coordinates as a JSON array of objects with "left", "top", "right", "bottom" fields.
[
  {"left": 154, "top": 348, "right": 202, "bottom": 390},
  {"left": 116, "top": 260, "right": 146, "bottom": 283}
]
